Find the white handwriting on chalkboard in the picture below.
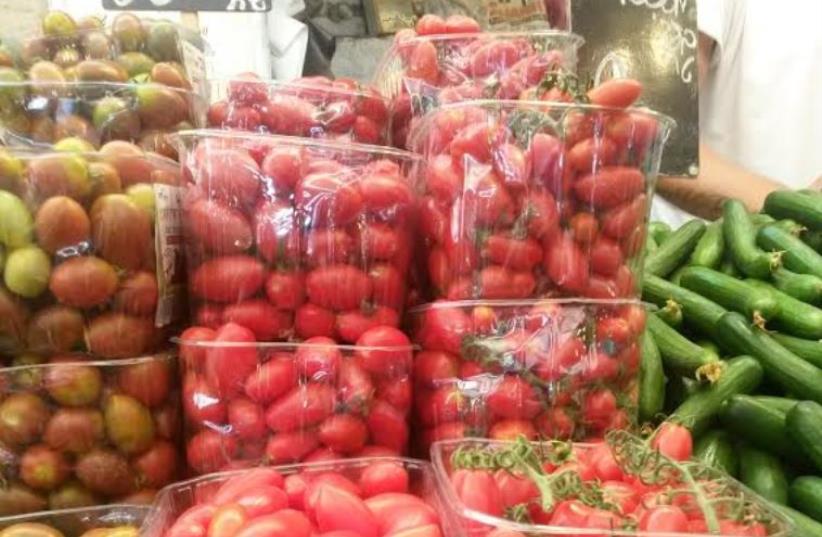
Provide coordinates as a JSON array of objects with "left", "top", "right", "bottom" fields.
[
  {"left": 620, "top": 0, "right": 690, "bottom": 17},
  {"left": 657, "top": 16, "right": 697, "bottom": 83}
]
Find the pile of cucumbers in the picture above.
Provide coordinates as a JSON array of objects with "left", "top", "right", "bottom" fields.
[{"left": 639, "top": 190, "right": 822, "bottom": 535}]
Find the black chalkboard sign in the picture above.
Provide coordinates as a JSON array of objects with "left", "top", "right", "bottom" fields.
[
  {"left": 102, "top": 0, "right": 271, "bottom": 11},
  {"left": 572, "top": 0, "right": 698, "bottom": 176}
]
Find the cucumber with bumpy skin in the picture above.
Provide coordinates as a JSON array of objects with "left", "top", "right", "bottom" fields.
[
  {"left": 680, "top": 267, "right": 780, "bottom": 324},
  {"left": 689, "top": 221, "right": 724, "bottom": 268},
  {"left": 759, "top": 223, "right": 822, "bottom": 278},
  {"left": 790, "top": 476, "right": 822, "bottom": 522},
  {"left": 769, "top": 332, "right": 822, "bottom": 368},
  {"left": 751, "top": 395, "right": 799, "bottom": 414},
  {"left": 646, "top": 313, "right": 724, "bottom": 382},
  {"left": 723, "top": 200, "right": 781, "bottom": 278},
  {"left": 715, "top": 312, "right": 822, "bottom": 404},
  {"left": 644, "top": 220, "right": 706, "bottom": 278},
  {"left": 694, "top": 429, "right": 737, "bottom": 477},
  {"left": 787, "top": 401, "right": 822, "bottom": 473},
  {"left": 772, "top": 267, "right": 822, "bottom": 304},
  {"left": 764, "top": 190, "right": 822, "bottom": 231},
  {"left": 638, "top": 330, "right": 665, "bottom": 423},
  {"left": 739, "top": 445, "right": 789, "bottom": 504},
  {"left": 670, "top": 355, "right": 762, "bottom": 436},
  {"left": 649, "top": 221, "right": 672, "bottom": 244},
  {"left": 746, "top": 279, "right": 822, "bottom": 338},
  {"left": 641, "top": 275, "right": 727, "bottom": 338}
]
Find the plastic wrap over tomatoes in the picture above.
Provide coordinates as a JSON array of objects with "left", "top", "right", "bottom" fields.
[
  {"left": 175, "top": 129, "right": 420, "bottom": 343},
  {"left": 177, "top": 321, "right": 414, "bottom": 473},
  {"left": 372, "top": 14, "right": 582, "bottom": 149},
  {"left": 0, "top": 354, "right": 180, "bottom": 515},
  {"left": 0, "top": 504, "right": 148, "bottom": 537},
  {"left": 0, "top": 146, "right": 185, "bottom": 363},
  {"left": 407, "top": 99, "right": 673, "bottom": 301},
  {"left": 431, "top": 435, "right": 793, "bottom": 537},
  {"left": 207, "top": 74, "right": 390, "bottom": 145},
  {"left": 410, "top": 300, "right": 647, "bottom": 454},
  {"left": 143, "top": 458, "right": 445, "bottom": 537}
]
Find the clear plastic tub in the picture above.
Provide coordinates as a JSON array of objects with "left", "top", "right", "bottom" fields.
[
  {"left": 409, "top": 299, "right": 646, "bottom": 454},
  {"left": 174, "top": 129, "right": 421, "bottom": 342},
  {"left": 0, "top": 147, "right": 185, "bottom": 361},
  {"left": 0, "top": 353, "right": 181, "bottom": 515},
  {"left": 1, "top": 11, "right": 209, "bottom": 91},
  {"left": 175, "top": 335, "right": 413, "bottom": 475},
  {"left": 142, "top": 458, "right": 445, "bottom": 537},
  {"left": 0, "top": 81, "right": 206, "bottom": 156},
  {"left": 372, "top": 30, "right": 583, "bottom": 148},
  {"left": 206, "top": 75, "right": 390, "bottom": 145},
  {"left": 430, "top": 437, "right": 793, "bottom": 537},
  {"left": 0, "top": 504, "right": 148, "bottom": 536},
  {"left": 407, "top": 100, "right": 674, "bottom": 302}
]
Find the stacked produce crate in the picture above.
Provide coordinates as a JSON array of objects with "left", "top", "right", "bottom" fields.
[{"left": 0, "top": 10, "right": 206, "bottom": 517}]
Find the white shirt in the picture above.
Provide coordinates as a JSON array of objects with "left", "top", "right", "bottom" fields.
[{"left": 652, "top": 0, "right": 822, "bottom": 226}]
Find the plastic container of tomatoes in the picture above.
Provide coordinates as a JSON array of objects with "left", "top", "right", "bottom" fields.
[
  {"left": 176, "top": 323, "right": 414, "bottom": 474},
  {"left": 174, "top": 129, "right": 420, "bottom": 343},
  {"left": 0, "top": 504, "right": 149, "bottom": 536},
  {"left": 430, "top": 436, "right": 793, "bottom": 537},
  {"left": 0, "top": 80, "right": 206, "bottom": 156},
  {"left": 0, "top": 146, "right": 186, "bottom": 362},
  {"left": 373, "top": 29, "right": 583, "bottom": 148},
  {"left": 409, "top": 299, "right": 646, "bottom": 454},
  {"left": 142, "top": 458, "right": 447, "bottom": 537},
  {"left": 1, "top": 10, "right": 210, "bottom": 89},
  {"left": 407, "top": 99, "right": 674, "bottom": 302},
  {"left": 0, "top": 353, "right": 181, "bottom": 516},
  {"left": 206, "top": 74, "right": 390, "bottom": 145}
]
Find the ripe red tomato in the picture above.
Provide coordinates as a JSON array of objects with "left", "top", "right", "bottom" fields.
[
  {"left": 261, "top": 146, "right": 305, "bottom": 192},
  {"left": 425, "top": 154, "right": 463, "bottom": 204},
  {"left": 205, "top": 322, "right": 259, "bottom": 397},
  {"left": 587, "top": 78, "right": 643, "bottom": 108},
  {"left": 543, "top": 232, "right": 589, "bottom": 293},
  {"left": 573, "top": 166, "right": 645, "bottom": 209},
  {"left": 406, "top": 41, "right": 439, "bottom": 86},
  {"left": 415, "top": 14, "right": 446, "bottom": 35},
  {"left": 313, "top": 484, "right": 378, "bottom": 537},
  {"left": 365, "top": 493, "right": 439, "bottom": 535},
  {"left": 601, "top": 195, "right": 647, "bottom": 240},
  {"left": 233, "top": 509, "right": 312, "bottom": 537},
  {"left": 227, "top": 397, "right": 267, "bottom": 440},
  {"left": 482, "top": 234, "right": 542, "bottom": 270},
  {"left": 338, "top": 360, "right": 375, "bottom": 413},
  {"left": 489, "top": 419, "right": 537, "bottom": 441},
  {"left": 416, "top": 305, "right": 472, "bottom": 354},
  {"left": 370, "top": 264, "right": 406, "bottom": 310},
  {"left": 187, "top": 198, "right": 253, "bottom": 255},
  {"left": 487, "top": 376, "right": 540, "bottom": 420},
  {"left": 214, "top": 468, "right": 285, "bottom": 503},
  {"left": 451, "top": 469, "right": 503, "bottom": 517},
  {"left": 356, "top": 326, "right": 412, "bottom": 378},
  {"left": 413, "top": 351, "right": 459, "bottom": 386},
  {"left": 187, "top": 429, "right": 238, "bottom": 475},
  {"left": 318, "top": 414, "right": 368, "bottom": 454},
  {"left": 639, "top": 505, "right": 689, "bottom": 532},
  {"left": 377, "top": 376, "right": 412, "bottom": 414},
  {"left": 367, "top": 401, "right": 409, "bottom": 453},
  {"left": 360, "top": 173, "right": 413, "bottom": 212},
  {"left": 361, "top": 223, "right": 401, "bottom": 261},
  {"left": 244, "top": 355, "right": 297, "bottom": 404},
  {"left": 195, "top": 148, "right": 261, "bottom": 208},
  {"left": 265, "top": 383, "right": 335, "bottom": 432},
  {"left": 192, "top": 256, "right": 266, "bottom": 304},
  {"left": 265, "top": 271, "right": 305, "bottom": 310},
  {"left": 295, "top": 336, "right": 341, "bottom": 380},
  {"left": 207, "top": 504, "right": 247, "bottom": 537},
  {"left": 254, "top": 200, "right": 299, "bottom": 264},
  {"left": 179, "top": 326, "right": 216, "bottom": 367},
  {"left": 306, "top": 265, "right": 372, "bottom": 311},
  {"left": 359, "top": 461, "right": 410, "bottom": 497},
  {"left": 651, "top": 422, "right": 693, "bottom": 461},
  {"left": 297, "top": 172, "right": 363, "bottom": 227},
  {"left": 444, "top": 14, "right": 480, "bottom": 33},
  {"left": 222, "top": 300, "right": 292, "bottom": 341},
  {"left": 569, "top": 212, "right": 599, "bottom": 244},
  {"left": 582, "top": 388, "right": 618, "bottom": 429},
  {"left": 304, "top": 229, "right": 354, "bottom": 267},
  {"left": 265, "top": 431, "right": 319, "bottom": 464},
  {"left": 295, "top": 304, "right": 337, "bottom": 339}
]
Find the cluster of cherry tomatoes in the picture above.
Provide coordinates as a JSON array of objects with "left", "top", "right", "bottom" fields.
[
  {"left": 436, "top": 426, "right": 786, "bottom": 537},
  {"left": 178, "top": 321, "right": 413, "bottom": 474},
  {"left": 156, "top": 460, "right": 445, "bottom": 537},
  {"left": 179, "top": 130, "right": 418, "bottom": 344},
  {"left": 206, "top": 74, "right": 390, "bottom": 145},
  {"left": 410, "top": 300, "right": 645, "bottom": 454}
]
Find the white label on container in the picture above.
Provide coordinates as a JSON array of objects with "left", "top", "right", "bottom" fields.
[
  {"left": 154, "top": 184, "right": 185, "bottom": 327},
  {"left": 181, "top": 39, "right": 209, "bottom": 105}
]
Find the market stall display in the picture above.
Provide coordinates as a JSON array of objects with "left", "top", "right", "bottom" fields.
[
  {"left": 207, "top": 74, "right": 390, "bottom": 145},
  {"left": 0, "top": 146, "right": 184, "bottom": 362},
  {"left": 176, "top": 323, "right": 413, "bottom": 474},
  {"left": 175, "top": 129, "right": 420, "bottom": 343},
  {"left": 410, "top": 299, "right": 645, "bottom": 454},
  {"left": 142, "top": 458, "right": 445, "bottom": 537},
  {"left": 0, "top": 354, "right": 180, "bottom": 515}
]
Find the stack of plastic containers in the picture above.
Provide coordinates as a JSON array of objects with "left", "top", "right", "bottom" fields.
[
  {"left": 0, "top": 10, "right": 203, "bottom": 516},
  {"left": 174, "top": 74, "right": 423, "bottom": 473},
  {"left": 369, "top": 14, "right": 675, "bottom": 456}
]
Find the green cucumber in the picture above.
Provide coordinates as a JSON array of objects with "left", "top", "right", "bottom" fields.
[
  {"left": 644, "top": 220, "right": 706, "bottom": 278},
  {"left": 665, "top": 376, "right": 700, "bottom": 410},
  {"left": 695, "top": 340, "right": 721, "bottom": 363},
  {"left": 769, "top": 333, "right": 822, "bottom": 368},
  {"left": 656, "top": 299, "right": 683, "bottom": 328},
  {"left": 645, "top": 234, "right": 658, "bottom": 254},
  {"left": 680, "top": 267, "right": 780, "bottom": 323},
  {"left": 688, "top": 221, "right": 724, "bottom": 268},
  {"left": 715, "top": 312, "right": 822, "bottom": 403},
  {"left": 759, "top": 223, "right": 822, "bottom": 278},
  {"left": 638, "top": 330, "right": 665, "bottom": 423},
  {"left": 790, "top": 476, "right": 822, "bottom": 522},
  {"left": 772, "top": 504, "right": 822, "bottom": 537},
  {"left": 787, "top": 401, "right": 822, "bottom": 473},
  {"left": 649, "top": 221, "right": 672, "bottom": 244},
  {"left": 772, "top": 267, "right": 822, "bottom": 304},
  {"left": 668, "top": 266, "right": 686, "bottom": 286},
  {"left": 746, "top": 279, "right": 822, "bottom": 338},
  {"left": 764, "top": 190, "right": 822, "bottom": 231},
  {"left": 723, "top": 200, "right": 781, "bottom": 278},
  {"left": 694, "top": 429, "right": 737, "bottom": 477},
  {"left": 719, "top": 256, "right": 741, "bottom": 277},
  {"left": 670, "top": 355, "right": 762, "bottom": 436},
  {"left": 751, "top": 395, "right": 800, "bottom": 414},
  {"left": 803, "top": 230, "right": 822, "bottom": 253},
  {"left": 774, "top": 218, "right": 806, "bottom": 236},
  {"left": 646, "top": 313, "right": 724, "bottom": 382},
  {"left": 750, "top": 213, "right": 777, "bottom": 226},
  {"left": 641, "top": 275, "right": 727, "bottom": 338},
  {"left": 739, "top": 445, "right": 789, "bottom": 504},
  {"left": 719, "top": 394, "right": 811, "bottom": 467}
]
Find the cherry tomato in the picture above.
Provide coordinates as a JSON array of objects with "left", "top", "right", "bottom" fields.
[
  {"left": 313, "top": 484, "right": 378, "bottom": 537},
  {"left": 233, "top": 509, "right": 312, "bottom": 537},
  {"left": 265, "top": 384, "right": 335, "bottom": 432},
  {"left": 639, "top": 505, "right": 689, "bottom": 532},
  {"left": 651, "top": 422, "right": 693, "bottom": 461},
  {"left": 359, "top": 461, "right": 410, "bottom": 497}
]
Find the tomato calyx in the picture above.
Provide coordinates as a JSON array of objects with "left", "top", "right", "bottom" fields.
[{"left": 536, "top": 70, "right": 591, "bottom": 104}]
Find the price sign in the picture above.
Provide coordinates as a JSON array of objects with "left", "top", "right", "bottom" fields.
[
  {"left": 572, "top": 0, "right": 699, "bottom": 176},
  {"left": 102, "top": 0, "right": 271, "bottom": 12}
]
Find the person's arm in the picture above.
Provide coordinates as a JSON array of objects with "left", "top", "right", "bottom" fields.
[
  {"left": 656, "top": 145, "right": 785, "bottom": 219},
  {"left": 655, "top": 30, "right": 784, "bottom": 219}
]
